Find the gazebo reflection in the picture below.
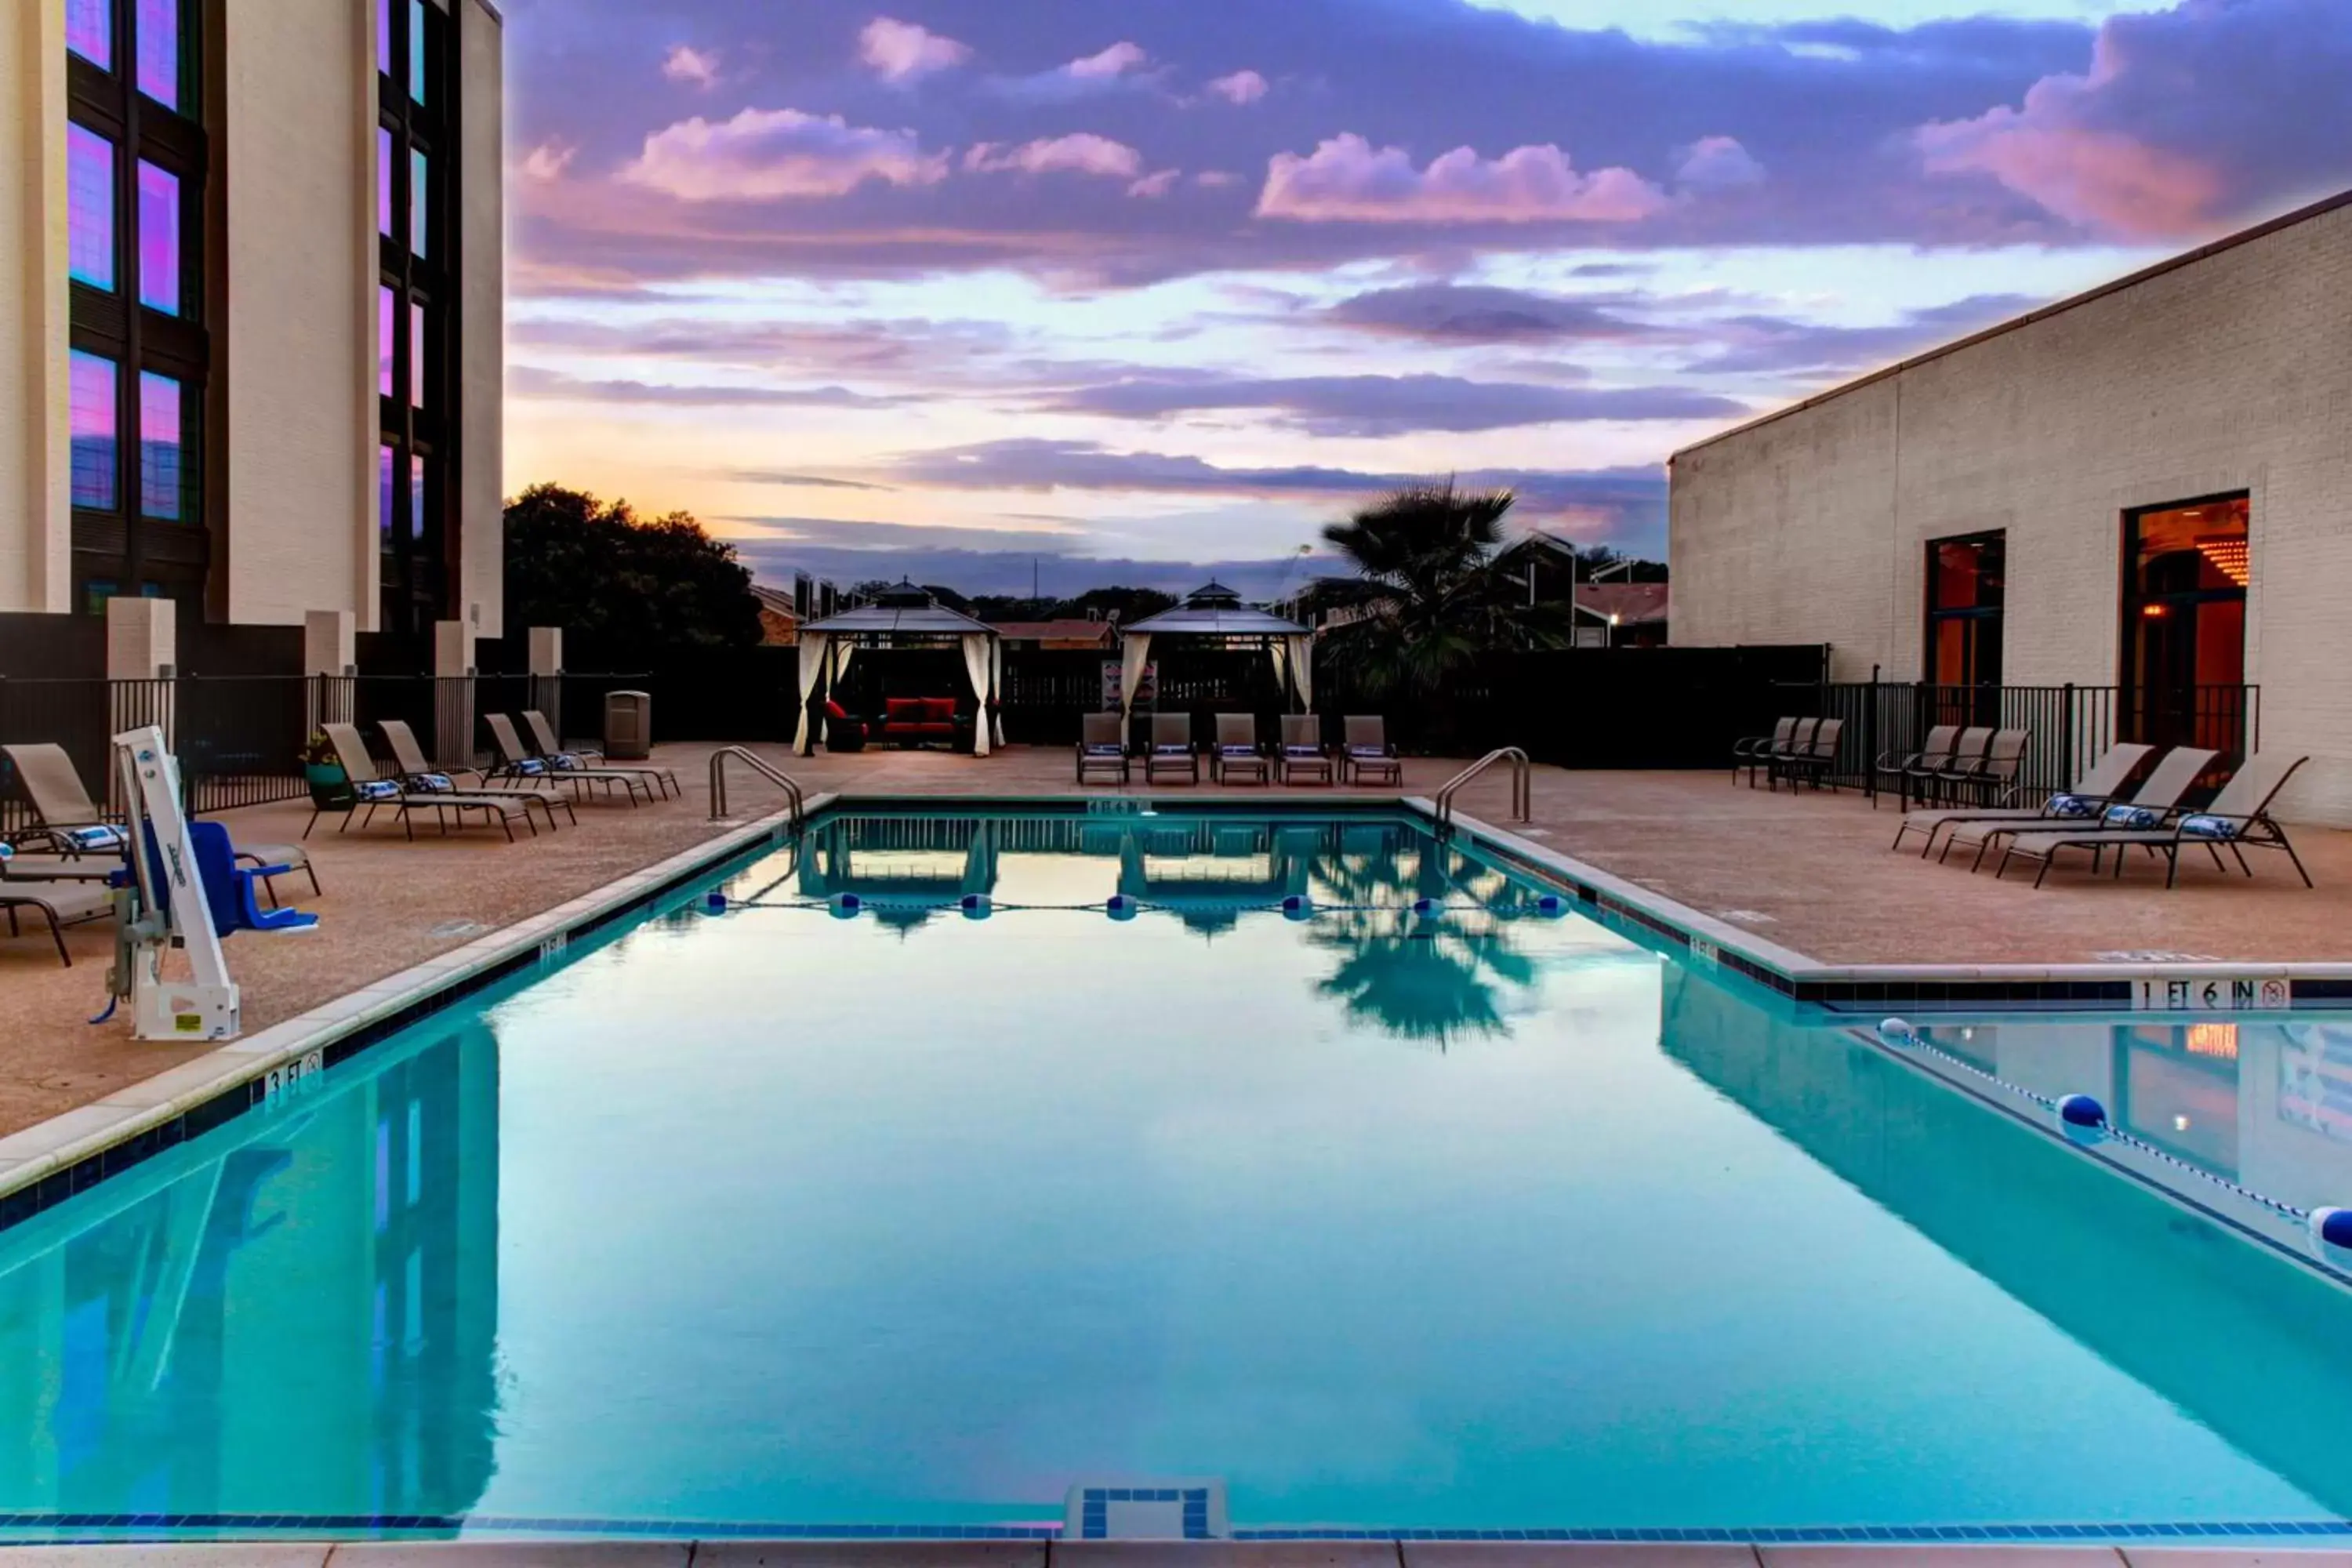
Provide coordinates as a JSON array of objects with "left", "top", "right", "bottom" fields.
[{"left": 797, "top": 815, "right": 1003, "bottom": 931}]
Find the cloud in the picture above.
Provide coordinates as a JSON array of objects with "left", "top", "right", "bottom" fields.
[
  {"left": 1257, "top": 134, "right": 1671, "bottom": 224},
  {"left": 1066, "top": 41, "right": 1149, "bottom": 80},
  {"left": 519, "top": 140, "right": 576, "bottom": 182},
  {"left": 726, "top": 470, "right": 900, "bottom": 492},
  {"left": 1687, "top": 292, "right": 2048, "bottom": 375},
  {"left": 1194, "top": 170, "right": 1242, "bottom": 189},
  {"left": 1676, "top": 136, "right": 1767, "bottom": 190},
  {"left": 728, "top": 516, "right": 1082, "bottom": 551},
  {"left": 1204, "top": 69, "right": 1269, "bottom": 106},
  {"left": 965, "top": 133, "right": 1146, "bottom": 180},
  {"left": 1044, "top": 372, "right": 1743, "bottom": 435},
  {"left": 1918, "top": 99, "right": 2218, "bottom": 239},
  {"left": 858, "top": 16, "right": 972, "bottom": 83},
  {"left": 1127, "top": 169, "right": 1182, "bottom": 199},
  {"left": 1322, "top": 283, "right": 1654, "bottom": 343},
  {"left": 508, "top": 365, "right": 906, "bottom": 407},
  {"left": 618, "top": 107, "right": 949, "bottom": 201},
  {"left": 661, "top": 43, "right": 720, "bottom": 89}
]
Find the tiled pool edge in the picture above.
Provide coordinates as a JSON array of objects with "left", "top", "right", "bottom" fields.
[
  {"left": 1432, "top": 802, "right": 2352, "bottom": 1013},
  {"left": 0, "top": 796, "right": 837, "bottom": 1237}
]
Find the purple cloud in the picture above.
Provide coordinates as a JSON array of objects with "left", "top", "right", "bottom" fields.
[
  {"left": 1204, "top": 69, "right": 1268, "bottom": 106},
  {"left": 1044, "top": 372, "right": 1743, "bottom": 435},
  {"left": 858, "top": 16, "right": 972, "bottom": 83},
  {"left": 1258, "top": 134, "right": 1670, "bottom": 224},
  {"left": 1322, "top": 283, "right": 1655, "bottom": 343},
  {"left": 617, "top": 107, "right": 948, "bottom": 201}
]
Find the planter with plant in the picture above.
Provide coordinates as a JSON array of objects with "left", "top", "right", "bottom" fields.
[{"left": 300, "top": 731, "right": 354, "bottom": 808}]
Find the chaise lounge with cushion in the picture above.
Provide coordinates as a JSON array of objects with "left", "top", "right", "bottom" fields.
[{"left": 1995, "top": 751, "right": 2312, "bottom": 889}]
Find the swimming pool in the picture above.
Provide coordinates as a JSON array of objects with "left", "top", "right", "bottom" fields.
[{"left": 5, "top": 804, "right": 2352, "bottom": 1542}]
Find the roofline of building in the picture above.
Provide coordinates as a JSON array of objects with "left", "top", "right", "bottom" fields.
[{"left": 1668, "top": 185, "right": 2352, "bottom": 463}]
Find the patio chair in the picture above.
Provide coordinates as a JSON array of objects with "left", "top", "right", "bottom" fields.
[
  {"left": 1744, "top": 717, "right": 1817, "bottom": 789},
  {"left": 2, "top": 741, "right": 318, "bottom": 901},
  {"left": 1890, "top": 741, "right": 2153, "bottom": 858},
  {"left": 1909, "top": 727, "right": 1990, "bottom": 804},
  {"left": 1278, "top": 715, "right": 1334, "bottom": 786},
  {"left": 1770, "top": 717, "right": 1844, "bottom": 792},
  {"left": 1871, "top": 724, "right": 1958, "bottom": 810},
  {"left": 1340, "top": 717, "right": 1403, "bottom": 786},
  {"left": 1732, "top": 717, "right": 1797, "bottom": 786},
  {"left": 521, "top": 709, "right": 679, "bottom": 800},
  {"left": 1143, "top": 713, "right": 1200, "bottom": 785},
  {"left": 1075, "top": 712, "right": 1129, "bottom": 786},
  {"left": 379, "top": 720, "right": 575, "bottom": 832},
  {"left": 1996, "top": 752, "right": 2311, "bottom": 889},
  {"left": 0, "top": 863, "right": 113, "bottom": 967},
  {"left": 1939, "top": 727, "right": 2027, "bottom": 804},
  {"left": 484, "top": 713, "right": 655, "bottom": 807},
  {"left": 316, "top": 724, "right": 539, "bottom": 843},
  {"left": 1210, "top": 714, "right": 1271, "bottom": 786}
]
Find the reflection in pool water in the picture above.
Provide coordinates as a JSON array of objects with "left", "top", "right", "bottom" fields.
[{"left": 2, "top": 809, "right": 2351, "bottom": 1537}]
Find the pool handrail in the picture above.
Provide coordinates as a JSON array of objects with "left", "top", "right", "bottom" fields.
[
  {"left": 708, "top": 747, "right": 805, "bottom": 832},
  {"left": 1434, "top": 746, "right": 1531, "bottom": 829}
]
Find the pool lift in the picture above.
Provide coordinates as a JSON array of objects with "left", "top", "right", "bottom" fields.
[{"left": 107, "top": 724, "right": 241, "bottom": 1043}]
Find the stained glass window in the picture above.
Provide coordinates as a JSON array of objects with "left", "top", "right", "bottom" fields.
[
  {"left": 67, "top": 0, "right": 111, "bottom": 69},
  {"left": 379, "top": 129, "right": 396, "bottom": 237},
  {"left": 410, "top": 150, "right": 429, "bottom": 256},
  {"left": 67, "top": 125, "right": 115, "bottom": 291},
  {"left": 411, "top": 302, "right": 427, "bottom": 408},
  {"left": 135, "top": 0, "right": 177, "bottom": 109},
  {"left": 71, "top": 352, "right": 119, "bottom": 511},
  {"left": 380, "top": 287, "right": 398, "bottom": 397},
  {"left": 138, "top": 372, "right": 183, "bottom": 520},
  {"left": 136, "top": 161, "right": 180, "bottom": 314},
  {"left": 408, "top": 0, "right": 428, "bottom": 105}
]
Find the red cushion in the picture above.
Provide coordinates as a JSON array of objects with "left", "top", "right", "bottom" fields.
[
  {"left": 823, "top": 699, "right": 850, "bottom": 720},
  {"left": 924, "top": 697, "right": 957, "bottom": 723},
  {"left": 885, "top": 698, "right": 924, "bottom": 721}
]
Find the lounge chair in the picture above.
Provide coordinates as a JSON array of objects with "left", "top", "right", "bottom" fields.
[
  {"left": 1210, "top": 714, "right": 1271, "bottom": 785},
  {"left": 1075, "top": 712, "right": 1129, "bottom": 785},
  {"left": 1951, "top": 746, "right": 2216, "bottom": 872},
  {"left": 1998, "top": 752, "right": 2313, "bottom": 889},
  {"left": 1771, "top": 717, "right": 1844, "bottom": 791},
  {"left": 0, "top": 866, "right": 113, "bottom": 967},
  {"left": 317, "top": 723, "right": 540, "bottom": 842},
  {"left": 2, "top": 740, "right": 318, "bottom": 901},
  {"left": 485, "top": 713, "right": 655, "bottom": 807},
  {"left": 379, "top": 720, "right": 575, "bottom": 832},
  {"left": 1143, "top": 713, "right": 1199, "bottom": 784},
  {"left": 1871, "top": 724, "right": 1959, "bottom": 809},
  {"left": 1278, "top": 715, "right": 1334, "bottom": 786},
  {"left": 522, "top": 710, "right": 678, "bottom": 799},
  {"left": 1733, "top": 717, "right": 1797, "bottom": 786},
  {"left": 1341, "top": 717, "right": 1402, "bottom": 786},
  {"left": 1891, "top": 741, "right": 2154, "bottom": 858}
]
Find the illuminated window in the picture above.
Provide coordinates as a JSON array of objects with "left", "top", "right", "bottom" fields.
[
  {"left": 1924, "top": 532, "right": 2004, "bottom": 706},
  {"left": 67, "top": 125, "right": 116, "bottom": 290},
  {"left": 71, "top": 352, "right": 119, "bottom": 511},
  {"left": 135, "top": 0, "right": 178, "bottom": 108},
  {"left": 411, "top": 150, "right": 430, "bottom": 256},
  {"left": 67, "top": 0, "right": 111, "bottom": 68},
  {"left": 138, "top": 371, "right": 182, "bottom": 519},
  {"left": 411, "top": 301, "right": 427, "bottom": 408},
  {"left": 136, "top": 160, "right": 180, "bottom": 314},
  {"left": 380, "top": 286, "right": 398, "bottom": 397},
  {"left": 2122, "top": 496, "right": 2249, "bottom": 760},
  {"left": 408, "top": 0, "right": 429, "bottom": 104},
  {"left": 2185, "top": 1023, "right": 2238, "bottom": 1060},
  {"left": 378, "top": 0, "right": 394, "bottom": 78},
  {"left": 379, "top": 129, "right": 396, "bottom": 237}
]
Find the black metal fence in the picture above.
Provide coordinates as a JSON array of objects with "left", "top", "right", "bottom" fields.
[{"left": 1772, "top": 681, "right": 2259, "bottom": 798}]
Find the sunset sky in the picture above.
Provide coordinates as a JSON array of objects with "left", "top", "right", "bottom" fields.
[{"left": 498, "top": 0, "right": 2350, "bottom": 597}]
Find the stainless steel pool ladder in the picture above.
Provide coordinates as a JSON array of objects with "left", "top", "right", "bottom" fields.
[
  {"left": 1432, "top": 747, "right": 1531, "bottom": 829},
  {"left": 708, "top": 746, "right": 806, "bottom": 831}
]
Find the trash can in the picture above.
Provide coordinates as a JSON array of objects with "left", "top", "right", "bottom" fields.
[{"left": 604, "top": 690, "right": 652, "bottom": 760}]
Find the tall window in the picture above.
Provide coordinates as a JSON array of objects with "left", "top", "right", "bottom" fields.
[
  {"left": 2122, "top": 495, "right": 2250, "bottom": 761},
  {"left": 378, "top": 0, "right": 459, "bottom": 639},
  {"left": 1924, "top": 532, "right": 2004, "bottom": 724},
  {"left": 66, "top": 0, "right": 208, "bottom": 612}
]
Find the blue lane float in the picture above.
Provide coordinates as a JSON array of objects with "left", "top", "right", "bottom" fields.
[
  {"left": 1280, "top": 894, "right": 1312, "bottom": 921},
  {"left": 960, "top": 893, "right": 992, "bottom": 920},
  {"left": 1105, "top": 894, "right": 1138, "bottom": 922},
  {"left": 829, "top": 892, "right": 862, "bottom": 920},
  {"left": 1535, "top": 892, "right": 1568, "bottom": 917},
  {"left": 700, "top": 891, "right": 728, "bottom": 916},
  {"left": 1877, "top": 1017, "right": 1915, "bottom": 1046},
  {"left": 1410, "top": 896, "right": 1438, "bottom": 916},
  {"left": 2312, "top": 1207, "right": 2352, "bottom": 1251},
  {"left": 2057, "top": 1093, "right": 2109, "bottom": 1144}
]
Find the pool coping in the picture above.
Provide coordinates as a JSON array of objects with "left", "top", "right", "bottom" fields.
[{"left": 5, "top": 786, "right": 2350, "bottom": 1241}]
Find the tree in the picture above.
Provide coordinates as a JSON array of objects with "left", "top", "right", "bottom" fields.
[
  {"left": 503, "top": 484, "right": 763, "bottom": 654},
  {"left": 1308, "top": 481, "right": 1570, "bottom": 702},
  {"left": 1058, "top": 586, "right": 1178, "bottom": 625}
]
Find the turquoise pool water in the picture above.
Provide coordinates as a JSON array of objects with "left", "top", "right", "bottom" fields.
[{"left": 5, "top": 806, "right": 2352, "bottom": 1540}]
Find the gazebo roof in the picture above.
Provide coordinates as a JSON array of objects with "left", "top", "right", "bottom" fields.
[
  {"left": 1126, "top": 582, "right": 1308, "bottom": 637},
  {"left": 802, "top": 580, "right": 995, "bottom": 637}
]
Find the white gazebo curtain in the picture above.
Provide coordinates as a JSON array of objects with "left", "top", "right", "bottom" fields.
[
  {"left": 1119, "top": 633, "right": 1152, "bottom": 719},
  {"left": 989, "top": 638, "right": 1006, "bottom": 748},
  {"left": 960, "top": 633, "right": 995, "bottom": 757},
  {"left": 1265, "top": 635, "right": 1315, "bottom": 712},
  {"left": 793, "top": 634, "right": 829, "bottom": 754}
]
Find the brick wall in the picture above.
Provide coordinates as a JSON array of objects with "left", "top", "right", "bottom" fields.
[{"left": 1670, "top": 197, "right": 2352, "bottom": 823}]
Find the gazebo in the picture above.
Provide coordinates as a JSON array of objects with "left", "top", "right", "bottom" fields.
[
  {"left": 795, "top": 582, "right": 1004, "bottom": 757},
  {"left": 1117, "top": 582, "right": 1313, "bottom": 725}
]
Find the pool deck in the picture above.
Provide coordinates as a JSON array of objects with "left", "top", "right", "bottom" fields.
[
  {"left": 3, "top": 743, "right": 2351, "bottom": 1146},
  {"left": 0, "top": 1539, "right": 2343, "bottom": 1564}
]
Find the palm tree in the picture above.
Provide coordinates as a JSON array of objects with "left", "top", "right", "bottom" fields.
[{"left": 1309, "top": 481, "right": 1569, "bottom": 702}]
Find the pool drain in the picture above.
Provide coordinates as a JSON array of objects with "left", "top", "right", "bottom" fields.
[{"left": 1064, "top": 1479, "right": 1229, "bottom": 1541}]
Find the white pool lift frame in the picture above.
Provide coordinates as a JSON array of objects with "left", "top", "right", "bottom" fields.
[{"left": 110, "top": 724, "right": 241, "bottom": 1042}]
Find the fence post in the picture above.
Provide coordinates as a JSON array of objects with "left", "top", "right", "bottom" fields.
[
  {"left": 2061, "top": 683, "right": 2076, "bottom": 789},
  {"left": 434, "top": 620, "right": 477, "bottom": 771}
]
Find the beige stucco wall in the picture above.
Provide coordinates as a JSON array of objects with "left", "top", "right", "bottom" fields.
[
  {"left": 216, "top": 0, "right": 373, "bottom": 629},
  {"left": 459, "top": 0, "right": 503, "bottom": 639},
  {"left": 0, "top": 0, "right": 70, "bottom": 614},
  {"left": 1669, "top": 199, "right": 2352, "bottom": 822}
]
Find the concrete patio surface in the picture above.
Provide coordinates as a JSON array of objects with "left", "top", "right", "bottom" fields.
[
  {"left": 0, "top": 1541, "right": 2343, "bottom": 1565},
  {"left": 3, "top": 743, "right": 2350, "bottom": 1142}
]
